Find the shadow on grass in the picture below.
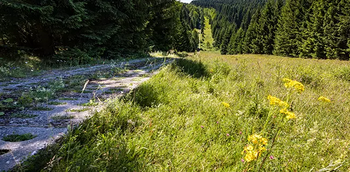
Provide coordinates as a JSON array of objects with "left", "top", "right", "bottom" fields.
[
  {"left": 10, "top": 135, "right": 144, "bottom": 172},
  {"left": 125, "top": 58, "right": 208, "bottom": 108},
  {"left": 126, "top": 83, "right": 161, "bottom": 108},
  {"left": 11, "top": 108, "right": 144, "bottom": 172},
  {"left": 171, "top": 58, "right": 208, "bottom": 78}
]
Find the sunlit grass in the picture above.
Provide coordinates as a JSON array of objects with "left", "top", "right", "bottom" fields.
[
  {"left": 27, "top": 52, "right": 350, "bottom": 171},
  {"left": 149, "top": 51, "right": 178, "bottom": 58}
]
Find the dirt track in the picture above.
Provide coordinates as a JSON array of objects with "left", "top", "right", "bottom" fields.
[{"left": 0, "top": 57, "right": 173, "bottom": 171}]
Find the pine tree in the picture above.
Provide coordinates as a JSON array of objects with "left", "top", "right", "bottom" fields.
[
  {"left": 148, "top": 0, "right": 179, "bottom": 52},
  {"left": 220, "top": 26, "right": 234, "bottom": 55},
  {"left": 228, "top": 27, "right": 244, "bottom": 54},
  {"left": 300, "top": 0, "right": 326, "bottom": 58},
  {"left": 274, "top": 0, "right": 302, "bottom": 57},
  {"left": 192, "top": 29, "right": 200, "bottom": 50},
  {"left": 323, "top": 0, "right": 341, "bottom": 59},
  {"left": 257, "top": 0, "right": 281, "bottom": 55},
  {"left": 0, "top": 0, "right": 183, "bottom": 59},
  {"left": 336, "top": 0, "right": 350, "bottom": 59},
  {"left": 243, "top": 9, "right": 261, "bottom": 54}
]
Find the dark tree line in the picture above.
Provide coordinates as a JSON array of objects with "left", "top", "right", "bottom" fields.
[
  {"left": 0, "top": 0, "right": 201, "bottom": 62},
  {"left": 192, "top": 0, "right": 266, "bottom": 51},
  {"left": 193, "top": 0, "right": 350, "bottom": 60}
]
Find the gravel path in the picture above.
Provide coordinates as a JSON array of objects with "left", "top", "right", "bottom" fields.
[
  {"left": 0, "top": 58, "right": 154, "bottom": 93},
  {"left": 0, "top": 57, "right": 173, "bottom": 171}
]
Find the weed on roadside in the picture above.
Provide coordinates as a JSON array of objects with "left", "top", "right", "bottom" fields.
[
  {"left": 10, "top": 113, "right": 38, "bottom": 119},
  {"left": 32, "top": 107, "right": 54, "bottom": 111},
  {"left": 48, "top": 102, "right": 67, "bottom": 105},
  {"left": 2, "top": 133, "right": 37, "bottom": 142}
]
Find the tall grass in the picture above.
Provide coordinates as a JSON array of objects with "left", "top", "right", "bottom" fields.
[{"left": 30, "top": 52, "right": 349, "bottom": 171}]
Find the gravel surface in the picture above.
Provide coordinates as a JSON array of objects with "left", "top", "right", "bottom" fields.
[{"left": 0, "top": 57, "right": 173, "bottom": 171}]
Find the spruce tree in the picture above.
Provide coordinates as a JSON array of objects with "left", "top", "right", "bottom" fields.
[
  {"left": 220, "top": 26, "right": 234, "bottom": 55},
  {"left": 274, "top": 0, "right": 302, "bottom": 57},
  {"left": 323, "top": 0, "right": 341, "bottom": 59},
  {"left": 243, "top": 9, "right": 261, "bottom": 54},
  {"left": 256, "top": 0, "right": 281, "bottom": 55},
  {"left": 336, "top": 0, "right": 350, "bottom": 59},
  {"left": 228, "top": 27, "right": 244, "bottom": 54},
  {"left": 300, "top": 0, "right": 326, "bottom": 58}
]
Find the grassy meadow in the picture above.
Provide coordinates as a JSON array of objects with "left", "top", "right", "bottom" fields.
[{"left": 24, "top": 52, "right": 350, "bottom": 171}]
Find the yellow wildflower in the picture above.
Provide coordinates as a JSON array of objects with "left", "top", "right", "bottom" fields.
[
  {"left": 243, "top": 136, "right": 268, "bottom": 162},
  {"left": 282, "top": 78, "right": 292, "bottom": 83},
  {"left": 244, "top": 145, "right": 254, "bottom": 152},
  {"left": 248, "top": 134, "right": 268, "bottom": 145},
  {"left": 222, "top": 102, "right": 230, "bottom": 108},
  {"left": 318, "top": 96, "right": 331, "bottom": 103},
  {"left": 282, "top": 78, "right": 305, "bottom": 93},
  {"left": 280, "top": 108, "right": 296, "bottom": 119},
  {"left": 244, "top": 151, "right": 258, "bottom": 162},
  {"left": 259, "top": 146, "right": 266, "bottom": 152},
  {"left": 248, "top": 134, "right": 261, "bottom": 144},
  {"left": 267, "top": 95, "right": 289, "bottom": 107},
  {"left": 242, "top": 145, "right": 254, "bottom": 155},
  {"left": 286, "top": 112, "right": 296, "bottom": 119},
  {"left": 280, "top": 108, "right": 288, "bottom": 114},
  {"left": 260, "top": 138, "right": 268, "bottom": 145}
]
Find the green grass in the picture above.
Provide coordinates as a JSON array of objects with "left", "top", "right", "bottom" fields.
[
  {"left": 59, "top": 97, "right": 78, "bottom": 101},
  {"left": 67, "top": 108, "right": 90, "bottom": 112},
  {"left": 2, "top": 133, "right": 37, "bottom": 142},
  {"left": 0, "top": 53, "right": 128, "bottom": 81},
  {"left": 131, "top": 77, "right": 143, "bottom": 81},
  {"left": 80, "top": 100, "right": 99, "bottom": 107},
  {"left": 109, "top": 88, "right": 124, "bottom": 92},
  {"left": 51, "top": 115, "right": 75, "bottom": 120},
  {"left": 11, "top": 113, "right": 38, "bottom": 118},
  {"left": 0, "top": 55, "right": 43, "bottom": 81},
  {"left": 48, "top": 101, "right": 67, "bottom": 105},
  {"left": 72, "top": 90, "right": 93, "bottom": 94},
  {"left": 32, "top": 107, "right": 54, "bottom": 111},
  {"left": 21, "top": 52, "right": 350, "bottom": 171}
]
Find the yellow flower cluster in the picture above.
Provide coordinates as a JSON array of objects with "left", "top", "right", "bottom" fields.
[
  {"left": 242, "top": 134, "right": 268, "bottom": 162},
  {"left": 267, "top": 95, "right": 296, "bottom": 120},
  {"left": 222, "top": 102, "right": 230, "bottom": 108},
  {"left": 248, "top": 134, "right": 268, "bottom": 145},
  {"left": 282, "top": 78, "right": 305, "bottom": 93},
  {"left": 280, "top": 108, "right": 296, "bottom": 119},
  {"left": 267, "top": 95, "right": 289, "bottom": 107},
  {"left": 318, "top": 96, "right": 331, "bottom": 103}
]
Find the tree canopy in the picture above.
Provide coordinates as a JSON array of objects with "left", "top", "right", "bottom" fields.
[
  {"left": 0, "top": 0, "right": 202, "bottom": 62},
  {"left": 193, "top": 0, "right": 350, "bottom": 60}
]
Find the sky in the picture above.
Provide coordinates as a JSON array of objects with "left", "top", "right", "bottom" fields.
[{"left": 179, "top": 0, "right": 192, "bottom": 3}]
